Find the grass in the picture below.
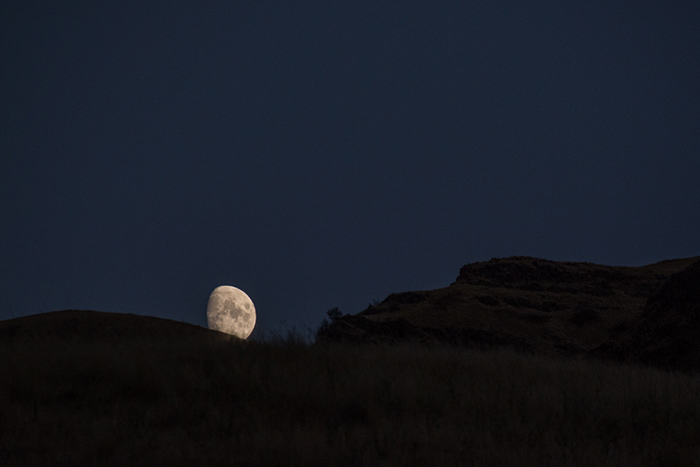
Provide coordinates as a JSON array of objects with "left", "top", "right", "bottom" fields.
[{"left": 2, "top": 330, "right": 700, "bottom": 466}]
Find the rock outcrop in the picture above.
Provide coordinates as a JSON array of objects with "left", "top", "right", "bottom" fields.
[{"left": 317, "top": 256, "right": 700, "bottom": 370}]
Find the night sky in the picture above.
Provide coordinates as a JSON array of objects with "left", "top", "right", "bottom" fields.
[{"left": 2, "top": 1, "right": 699, "bottom": 338}]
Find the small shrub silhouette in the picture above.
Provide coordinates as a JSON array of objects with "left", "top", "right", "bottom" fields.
[
  {"left": 315, "top": 307, "right": 343, "bottom": 341},
  {"left": 326, "top": 307, "right": 343, "bottom": 322}
]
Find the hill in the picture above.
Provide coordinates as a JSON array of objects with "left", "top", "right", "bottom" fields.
[
  {"left": 3, "top": 308, "right": 700, "bottom": 465},
  {"left": 594, "top": 259, "right": 700, "bottom": 371},
  {"left": 0, "top": 309, "right": 235, "bottom": 343},
  {"left": 317, "top": 256, "right": 700, "bottom": 369}
]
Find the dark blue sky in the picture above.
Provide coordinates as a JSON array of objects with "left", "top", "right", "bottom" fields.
[{"left": 2, "top": 1, "right": 699, "bottom": 337}]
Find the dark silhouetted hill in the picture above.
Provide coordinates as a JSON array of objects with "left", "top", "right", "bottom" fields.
[
  {"left": 4, "top": 286, "right": 700, "bottom": 464},
  {"left": 317, "top": 256, "right": 700, "bottom": 370},
  {"left": 0, "top": 309, "right": 237, "bottom": 344},
  {"left": 594, "top": 260, "right": 700, "bottom": 371}
]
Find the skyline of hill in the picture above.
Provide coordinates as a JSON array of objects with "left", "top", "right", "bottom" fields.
[
  {"left": 2, "top": 255, "right": 699, "bottom": 373},
  {"left": 318, "top": 255, "right": 700, "bottom": 371}
]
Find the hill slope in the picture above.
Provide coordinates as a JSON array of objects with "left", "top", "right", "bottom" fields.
[
  {"left": 594, "top": 260, "right": 700, "bottom": 371},
  {"left": 318, "top": 256, "right": 700, "bottom": 367},
  {"left": 0, "top": 309, "right": 238, "bottom": 343},
  {"left": 3, "top": 308, "right": 700, "bottom": 465}
]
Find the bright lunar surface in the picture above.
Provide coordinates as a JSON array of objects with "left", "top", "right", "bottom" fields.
[{"left": 206, "top": 285, "right": 256, "bottom": 339}]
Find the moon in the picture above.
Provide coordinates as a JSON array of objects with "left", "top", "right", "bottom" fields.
[{"left": 206, "top": 285, "right": 256, "bottom": 339}]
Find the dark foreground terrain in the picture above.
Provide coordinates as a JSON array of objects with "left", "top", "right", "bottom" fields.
[{"left": 2, "top": 308, "right": 700, "bottom": 466}]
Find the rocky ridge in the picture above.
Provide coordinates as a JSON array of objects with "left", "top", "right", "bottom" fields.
[{"left": 317, "top": 256, "right": 700, "bottom": 371}]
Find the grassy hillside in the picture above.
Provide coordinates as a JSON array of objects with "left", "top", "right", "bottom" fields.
[{"left": 2, "top": 310, "right": 700, "bottom": 466}]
